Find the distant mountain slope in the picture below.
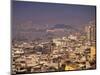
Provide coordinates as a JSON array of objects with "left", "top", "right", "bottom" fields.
[{"left": 52, "top": 24, "right": 73, "bottom": 29}]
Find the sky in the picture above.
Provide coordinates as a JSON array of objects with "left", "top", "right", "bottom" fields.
[
  {"left": 12, "top": 0, "right": 96, "bottom": 40},
  {"left": 12, "top": 1, "right": 96, "bottom": 25}
]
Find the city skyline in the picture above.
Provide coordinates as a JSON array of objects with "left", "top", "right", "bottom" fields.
[{"left": 12, "top": 1, "right": 96, "bottom": 74}]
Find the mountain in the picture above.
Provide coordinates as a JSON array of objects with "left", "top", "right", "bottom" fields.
[
  {"left": 13, "top": 23, "right": 79, "bottom": 41},
  {"left": 45, "top": 24, "right": 79, "bottom": 39},
  {"left": 47, "top": 24, "right": 78, "bottom": 33},
  {"left": 52, "top": 24, "right": 73, "bottom": 29}
]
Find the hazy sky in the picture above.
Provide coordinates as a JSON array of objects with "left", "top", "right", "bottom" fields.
[
  {"left": 12, "top": 1, "right": 96, "bottom": 40},
  {"left": 12, "top": 1, "right": 96, "bottom": 25}
]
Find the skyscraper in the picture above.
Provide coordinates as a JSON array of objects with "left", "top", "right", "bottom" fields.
[{"left": 85, "top": 23, "right": 96, "bottom": 45}]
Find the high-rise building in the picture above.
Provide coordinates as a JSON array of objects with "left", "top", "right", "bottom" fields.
[{"left": 85, "top": 24, "right": 96, "bottom": 45}]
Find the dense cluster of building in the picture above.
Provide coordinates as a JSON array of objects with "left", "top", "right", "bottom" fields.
[{"left": 12, "top": 25, "right": 96, "bottom": 75}]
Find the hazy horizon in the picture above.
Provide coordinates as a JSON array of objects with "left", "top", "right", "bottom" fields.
[{"left": 12, "top": 1, "right": 96, "bottom": 41}]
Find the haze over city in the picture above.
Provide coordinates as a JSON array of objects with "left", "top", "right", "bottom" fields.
[
  {"left": 12, "top": 1, "right": 96, "bottom": 41},
  {"left": 12, "top": 1, "right": 96, "bottom": 74}
]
